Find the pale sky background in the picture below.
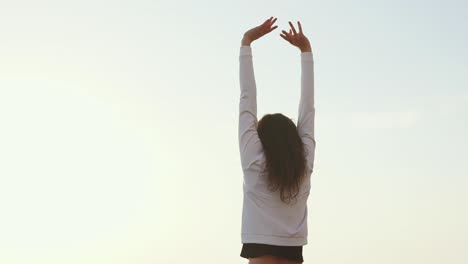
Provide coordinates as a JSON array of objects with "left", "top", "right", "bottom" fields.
[{"left": 0, "top": 0, "right": 467, "bottom": 263}]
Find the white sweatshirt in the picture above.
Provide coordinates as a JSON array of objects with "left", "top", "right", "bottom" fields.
[{"left": 238, "top": 46, "right": 316, "bottom": 246}]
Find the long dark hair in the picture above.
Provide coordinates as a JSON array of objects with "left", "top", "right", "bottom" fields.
[{"left": 257, "top": 113, "right": 307, "bottom": 204}]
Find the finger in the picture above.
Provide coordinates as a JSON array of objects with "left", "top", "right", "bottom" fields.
[
  {"left": 271, "top": 17, "right": 277, "bottom": 25},
  {"left": 298, "top": 21, "right": 303, "bottom": 34},
  {"left": 280, "top": 34, "right": 292, "bottom": 44},
  {"left": 288, "top": 21, "right": 297, "bottom": 35},
  {"left": 268, "top": 25, "right": 278, "bottom": 32},
  {"left": 266, "top": 17, "right": 277, "bottom": 29},
  {"left": 262, "top": 17, "right": 272, "bottom": 25},
  {"left": 280, "top": 31, "right": 292, "bottom": 41},
  {"left": 280, "top": 30, "right": 290, "bottom": 38}
]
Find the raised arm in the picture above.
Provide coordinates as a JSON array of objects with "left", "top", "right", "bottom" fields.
[
  {"left": 280, "top": 21, "right": 316, "bottom": 172},
  {"left": 238, "top": 17, "right": 278, "bottom": 170}
]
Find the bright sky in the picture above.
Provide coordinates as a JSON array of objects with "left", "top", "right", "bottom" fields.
[{"left": 0, "top": 1, "right": 467, "bottom": 263}]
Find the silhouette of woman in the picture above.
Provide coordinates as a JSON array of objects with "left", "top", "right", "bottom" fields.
[{"left": 238, "top": 17, "right": 316, "bottom": 264}]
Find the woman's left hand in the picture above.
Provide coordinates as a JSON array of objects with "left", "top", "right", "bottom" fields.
[{"left": 242, "top": 17, "right": 278, "bottom": 46}]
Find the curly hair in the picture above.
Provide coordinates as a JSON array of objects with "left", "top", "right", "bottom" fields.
[{"left": 257, "top": 113, "right": 307, "bottom": 204}]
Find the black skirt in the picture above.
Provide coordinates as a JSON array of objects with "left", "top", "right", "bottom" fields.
[{"left": 240, "top": 243, "right": 303, "bottom": 262}]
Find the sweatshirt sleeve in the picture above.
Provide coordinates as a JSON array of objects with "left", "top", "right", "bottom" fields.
[
  {"left": 297, "top": 52, "right": 316, "bottom": 173},
  {"left": 238, "top": 46, "right": 263, "bottom": 171}
]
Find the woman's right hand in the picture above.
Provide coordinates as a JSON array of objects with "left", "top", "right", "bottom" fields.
[
  {"left": 280, "top": 21, "right": 312, "bottom": 53},
  {"left": 242, "top": 17, "right": 278, "bottom": 46}
]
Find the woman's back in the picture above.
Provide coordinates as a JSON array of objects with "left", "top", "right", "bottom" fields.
[{"left": 241, "top": 146, "right": 312, "bottom": 246}]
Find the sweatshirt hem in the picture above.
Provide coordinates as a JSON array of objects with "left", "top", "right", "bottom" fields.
[{"left": 242, "top": 234, "right": 307, "bottom": 246}]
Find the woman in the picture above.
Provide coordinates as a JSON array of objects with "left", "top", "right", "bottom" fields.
[{"left": 238, "top": 17, "right": 315, "bottom": 264}]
